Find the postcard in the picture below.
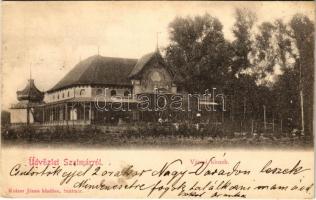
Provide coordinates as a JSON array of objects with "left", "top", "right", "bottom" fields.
[{"left": 1, "top": 1, "right": 315, "bottom": 198}]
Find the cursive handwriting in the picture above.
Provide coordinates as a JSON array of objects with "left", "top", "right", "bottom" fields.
[
  {"left": 260, "top": 160, "right": 310, "bottom": 175},
  {"left": 8, "top": 157, "right": 313, "bottom": 198}
]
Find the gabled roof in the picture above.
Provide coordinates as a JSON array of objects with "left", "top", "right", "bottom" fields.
[
  {"left": 48, "top": 55, "right": 137, "bottom": 93},
  {"left": 47, "top": 51, "right": 179, "bottom": 93},
  {"left": 17, "top": 79, "right": 44, "bottom": 102},
  {"left": 128, "top": 52, "right": 156, "bottom": 78},
  {"left": 128, "top": 51, "right": 170, "bottom": 78}
]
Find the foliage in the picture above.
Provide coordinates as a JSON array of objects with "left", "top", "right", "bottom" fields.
[
  {"left": 165, "top": 13, "right": 233, "bottom": 93},
  {"left": 231, "top": 8, "right": 257, "bottom": 75},
  {"left": 164, "top": 9, "right": 314, "bottom": 135},
  {"left": 1, "top": 110, "right": 10, "bottom": 126}
]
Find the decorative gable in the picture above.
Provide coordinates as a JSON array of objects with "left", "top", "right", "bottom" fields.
[{"left": 130, "top": 51, "right": 176, "bottom": 94}]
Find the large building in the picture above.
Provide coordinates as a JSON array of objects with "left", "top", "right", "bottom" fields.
[
  {"left": 10, "top": 51, "right": 178, "bottom": 125},
  {"left": 10, "top": 50, "right": 222, "bottom": 125}
]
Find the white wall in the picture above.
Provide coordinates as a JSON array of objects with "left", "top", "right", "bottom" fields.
[
  {"left": 92, "top": 87, "right": 132, "bottom": 98},
  {"left": 44, "top": 86, "right": 92, "bottom": 103},
  {"left": 10, "top": 109, "right": 34, "bottom": 124},
  {"left": 44, "top": 85, "right": 133, "bottom": 103}
]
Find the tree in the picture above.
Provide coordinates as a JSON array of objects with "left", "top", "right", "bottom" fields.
[
  {"left": 229, "top": 8, "right": 258, "bottom": 122},
  {"left": 231, "top": 8, "right": 257, "bottom": 75},
  {"left": 274, "top": 19, "right": 293, "bottom": 71},
  {"left": 252, "top": 19, "right": 293, "bottom": 86},
  {"left": 267, "top": 14, "right": 314, "bottom": 135},
  {"left": 252, "top": 21, "right": 277, "bottom": 85},
  {"left": 1, "top": 110, "right": 11, "bottom": 126},
  {"left": 165, "top": 14, "right": 232, "bottom": 93},
  {"left": 273, "top": 67, "right": 300, "bottom": 130},
  {"left": 164, "top": 11, "right": 314, "bottom": 135},
  {"left": 288, "top": 14, "right": 314, "bottom": 136}
]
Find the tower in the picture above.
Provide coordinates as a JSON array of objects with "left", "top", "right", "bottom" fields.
[{"left": 10, "top": 79, "right": 44, "bottom": 124}]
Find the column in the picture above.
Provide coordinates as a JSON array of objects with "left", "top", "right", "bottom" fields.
[
  {"left": 65, "top": 103, "right": 68, "bottom": 121},
  {"left": 89, "top": 102, "right": 92, "bottom": 121},
  {"left": 83, "top": 103, "right": 86, "bottom": 121},
  {"left": 42, "top": 107, "right": 45, "bottom": 123}
]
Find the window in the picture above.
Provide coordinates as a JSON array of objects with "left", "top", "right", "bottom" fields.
[
  {"left": 124, "top": 91, "right": 130, "bottom": 97},
  {"left": 157, "top": 96, "right": 167, "bottom": 108},
  {"left": 111, "top": 90, "right": 116, "bottom": 96},
  {"left": 62, "top": 93, "right": 64, "bottom": 98},
  {"left": 67, "top": 91, "right": 70, "bottom": 97},
  {"left": 96, "top": 89, "right": 103, "bottom": 95},
  {"left": 80, "top": 89, "right": 85, "bottom": 96}
]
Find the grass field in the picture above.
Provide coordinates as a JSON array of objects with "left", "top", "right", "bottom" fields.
[{"left": 1, "top": 125, "right": 313, "bottom": 149}]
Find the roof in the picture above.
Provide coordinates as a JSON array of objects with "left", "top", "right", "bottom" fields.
[
  {"left": 47, "top": 51, "right": 178, "bottom": 93},
  {"left": 129, "top": 52, "right": 156, "bottom": 78},
  {"left": 129, "top": 51, "right": 169, "bottom": 78},
  {"left": 17, "top": 79, "right": 44, "bottom": 102},
  {"left": 48, "top": 55, "right": 137, "bottom": 92}
]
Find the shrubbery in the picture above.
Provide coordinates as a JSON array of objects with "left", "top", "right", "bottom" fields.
[{"left": 1, "top": 124, "right": 312, "bottom": 148}]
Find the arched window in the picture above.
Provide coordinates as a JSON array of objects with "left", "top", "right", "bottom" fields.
[
  {"left": 80, "top": 89, "right": 85, "bottom": 96},
  {"left": 157, "top": 96, "right": 167, "bottom": 108},
  {"left": 111, "top": 90, "right": 116, "bottom": 96},
  {"left": 96, "top": 89, "right": 103, "bottom": 95},
  {"left": 124, "top": 91, "right": 130, "bottom": 97}
]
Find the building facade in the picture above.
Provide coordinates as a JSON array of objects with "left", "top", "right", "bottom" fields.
[
  {"left": 10, "top": 50, "right": 223, "bottom": 125},
  {"left": 11, "top": 51, "right": 178, "bottom": 125}
]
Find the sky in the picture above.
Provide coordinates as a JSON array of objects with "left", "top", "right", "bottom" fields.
[{"left": 1, "top": 1, "right": 315, "bottom": 109}]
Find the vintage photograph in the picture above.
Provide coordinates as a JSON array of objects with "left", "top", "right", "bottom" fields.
[
  {"left": 1, "top": 2, "right": 315, "bottom": 199},
  {"left": 1, "top": 1, "right": 314, "bottom": 149}
]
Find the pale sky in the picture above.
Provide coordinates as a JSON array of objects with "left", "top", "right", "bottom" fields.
[{"left": 1, "top": 1, "right": 315, "bottom": 109}]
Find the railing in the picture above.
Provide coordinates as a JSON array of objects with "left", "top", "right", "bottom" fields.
[{"left": 41, "top": 120, "right": 91, "bottom": 126}]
